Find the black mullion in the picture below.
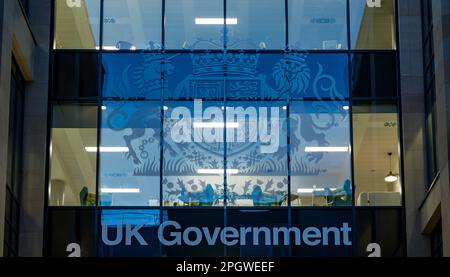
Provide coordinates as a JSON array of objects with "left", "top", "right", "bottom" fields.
[{"left": 223, "top": 0, "right": 228, "bottom": 258}]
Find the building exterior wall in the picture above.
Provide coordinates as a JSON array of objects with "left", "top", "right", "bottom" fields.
[{"left": 0, "top": 0, "right": 50, "bottom": 257}]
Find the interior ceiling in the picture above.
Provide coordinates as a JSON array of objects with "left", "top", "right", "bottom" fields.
[{"left": 353, "top": 113, "right": 400, "bottom": 194}]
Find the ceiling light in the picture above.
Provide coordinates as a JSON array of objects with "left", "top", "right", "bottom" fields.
[
  {"left": 101, "top": 106, "right": 107, "bottom": 110},
  {"left": 193, "top": 122, "right": 239, "bottom": 128},
  {"left": 101, "top": 188, "right": 140, "bottom": 194},
  {"left": 197, "top": 169, "right": 239, "bottom": 174},
  {"left": 304, "top": 147, "right": 349, "bottom": 153},
  {"left": 85, "top": 147, "right": 129, "bottom": 153},
  {"left": 343, "top": 105, "right": 350, "bottom": 111},
  {"left": 384, "top": 152, "right": 398, "bottom": 183},
  {"left": 195, "top": 18, "right": 238, "bottom": 25}
]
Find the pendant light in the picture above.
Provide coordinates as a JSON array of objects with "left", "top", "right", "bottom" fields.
[{"left": 384, "top": 152, "right": 398, "bottom": 183}]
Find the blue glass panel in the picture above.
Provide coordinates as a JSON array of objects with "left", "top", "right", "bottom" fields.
[
  {"left": 290, "top": 101, "right": 352, "bottom": 206},
  {"left": 163, "top": 101, "right": 225, "bottom": 206},
  {"left": 276, "top": 53, "right": 349, "bottom": 99},
  {"left": 100, "top": 101, "right": 161, "bottom": 206},
  {"left": 226, "top": 53, "right": 286, "bottom": 100},
  {"left": 226, "top": 101, "right": 288, "bottom": 207},
  {"left": 164, "top": 53, "right": 225, "bottom": 100},
  {"left": 103, "top": 53, "right": 164, "bottom": 99}
]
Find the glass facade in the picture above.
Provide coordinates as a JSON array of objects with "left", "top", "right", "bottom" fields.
[{"left": 47, "top": 0, "right": 404, "bottom": 257}]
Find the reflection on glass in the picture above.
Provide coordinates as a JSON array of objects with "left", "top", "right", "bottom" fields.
[
  {"left": 103, "top": 0, "right": 162, "bottom": 50},
  {"left": 50, "top": 104, "right": 98, "bottom": 206},
  {"left": 289, "top": 0, "right": 348, "bottom": 50},
  {"left": 100, "top": 102, "right": 161, "bottom": 206},
  {"left": 163, "top": 101, "right": 225, "bottom": 206},
  {"left": 226, "top": 0, "right": 285, "bottom": 50},
  {"left": 290, "top": 101, "right": 352, "bottom": 206},
  {"left": 54, "top": 0, "right": 100, "bottom": 49},
  {"left": 102, "top": 53, "right": 164, "bottom": 99},
  {"left": 165, "top": 0, "right": 224, "bottom": 50},
  {"left": 350, "top": 0, "right": 397, "bottom": 49},
  {"left": 226, "top": 102, "right": 288, "bottom": 206},
  {"left": 353, "top": 103, "right": 401, "bottom": 206}
]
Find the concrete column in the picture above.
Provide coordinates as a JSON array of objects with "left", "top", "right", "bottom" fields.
[{"left": 398, "top": 0, "right": 430, "bottom": 256}]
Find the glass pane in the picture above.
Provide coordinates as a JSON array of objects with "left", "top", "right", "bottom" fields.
[
  {"left": 102, "top": 53, "right": 164, "bottom": 99},
  {"left": 50, "top": 104, "right": 98, "bottom": 206},
  {"left": 290, "top": 101, "right": 352, "bottom": 207},
  {"left": 351, "top": 53, "right": 397, "bottom": 98},
  {"left": 289, "top": 0, "right": 348, "bottom": 50},
  {"left": 163, "top": 101, "right": 225, "bottom": 206},
  {"left": 226, "top": 53, "right": 286, "bottom": 100},
  {"left": 165, "top": 53, "right": 225, "bottom": 101},
  {"left": 54, "top": 0, "right": 100, "bottom": 49},
  {"left": 100, "top": 101, "right": 161, "bottom": 206},
  {"left": 165, "top": 0, "right": 224, "bottom": 50},
  {"left": 53, "top": 53, "right": 99, "bottom": 98},
  {"left": 278, "top": 53, "right": 349, "bottom": 99},
  {"left": 226, "top": 0, "right": 285, "bottom": 50},
  {"left": 99, "top": 209, "right": 162, "bottom": 257},
  {"left": 47, "top": 208, "right": 97, "bottom": 257},
  {"left": 103, "top": 0, "right": 162, "bottom": 50},
  {"left": 226, "top": 101, "right": 288, "bottom": 207},
  {"left": 353, "top": 103, "right": 401, "bottom": 206},
  {"left": 350, "top": 0, "right": 397, "bottom": 49}
]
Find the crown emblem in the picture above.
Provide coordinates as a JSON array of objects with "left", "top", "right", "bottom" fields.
[
  {"left": 191, "top": 53, "right": 259, "bottom": 76},
  {"left": 284, "top": 53, "right": 308, "bottom": 64}
]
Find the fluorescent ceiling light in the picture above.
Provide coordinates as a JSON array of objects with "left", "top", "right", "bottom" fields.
[
  {"left": 195, "top": 18, "right": 238, "bottom": 25},
  {"left": 297, "top": 188, "right": 337, "bottom": 193},
  {"left": 101, "top": 106, "right": 107, "bottom": 110},
  {"left": 197, "top": 169, "right": 239, "bottom": 175},
  {"left": 343, "top": 106, "right": 350, "bottom": 111},
  {"left": 304, "top": 146, "right": 349, "bottom": 153},
  {"left": 163, "top": 106, "right": 169, "bottom": 111},
  {"left": 85, "top": 147, "right": 129, "bottom": 153},
  {"left": 193, "top": 122, "right": 239, "bottom": 128},
  {"left": 101, "top": 188, "right": 140, "bottom": 194}
]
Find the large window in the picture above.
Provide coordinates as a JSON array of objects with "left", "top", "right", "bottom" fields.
[
  {"left": 49, "top": 104, "right": 98, "bottom": 206},
  {"left": 100, "top": 102, "right": 161, "bottom": 206},
  {"left": 353, "top": 102, "right": 401, "bottom": 206},
  {"left": 290, "top": 101, "right": 352, "bottom": 207},
  {"left": 48, "top": 0, "right": 403, "bottom": 257},
  {"left": 103, "top": 0, "right": 162, "bottom": 50},
  {"left": 289, "top": 0, "right": 348, "bottom": 50},
  {"left": 350, "top": 0, "right": 397, "bottom": 49},
  {"left": 54, "top": 0, "right": 100, "bottom": 49}
]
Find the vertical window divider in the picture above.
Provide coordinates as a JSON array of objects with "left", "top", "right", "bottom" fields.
[{"left": 223, "top": 0, "right": 228, "bottom": 257}]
